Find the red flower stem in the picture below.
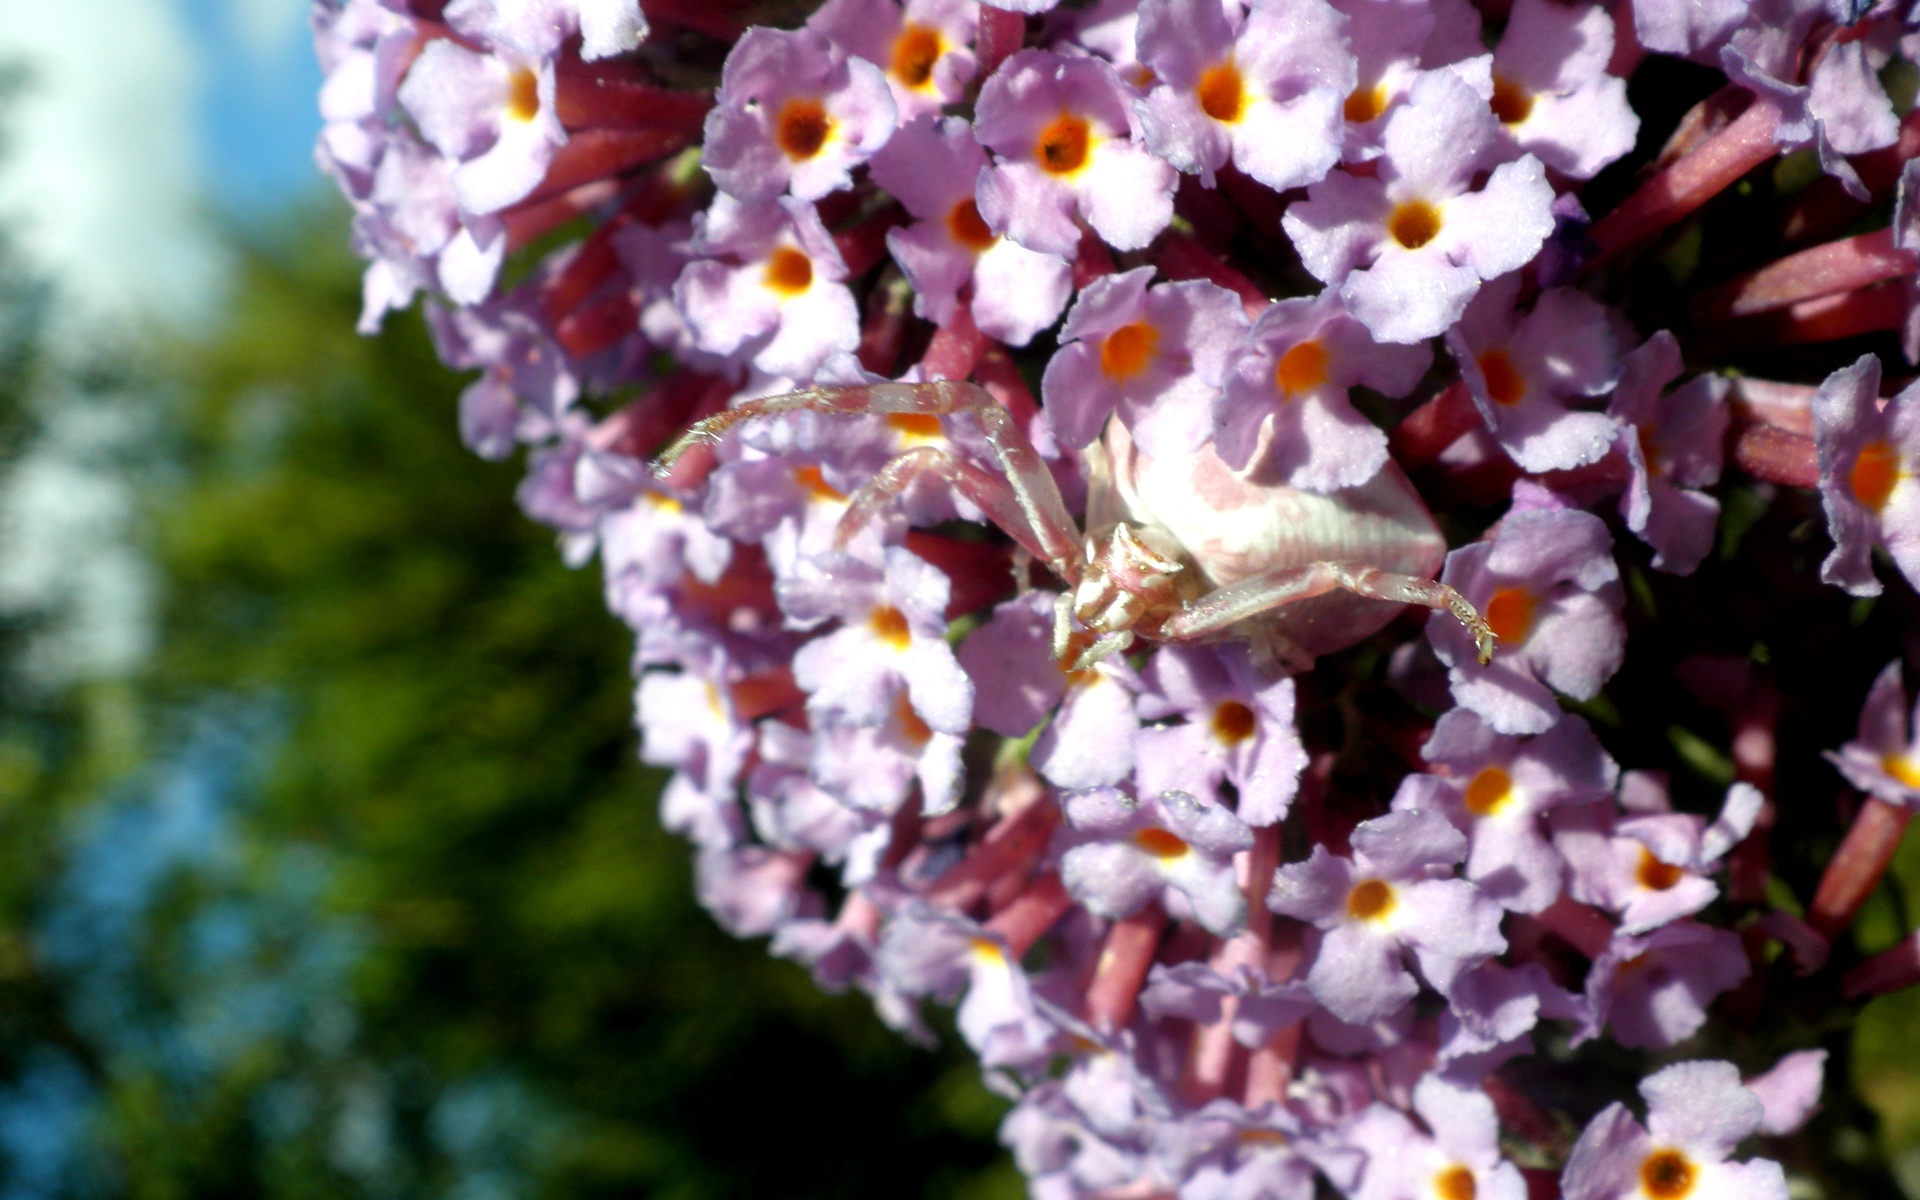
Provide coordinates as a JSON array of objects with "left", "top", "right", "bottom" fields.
[
  {"left": 975, "top": 6, "right": 1026, "bottom": 80},
  {"left": 1389, "top": 380, "right": 1480, "bottom": 469},
  {"left": 727, "top": 666, "right": 805, "bottom": 722},
  {"left": 638, "top": 0, "right": 746, "bottom": 41},
  {"left": 1072, "top": 234, "right": 1118, "bottom": 290},
  {"left": 1842, "top": 931, "right": 1920, "bottom": 998},
  {"left": 1691, "top": 229, "right": 1915, "bottom": 322},
  {"left": 927, "top": 785, "right": 1060, "bottom": 909},
  {"left": 919, "top": 303, "right": 990, "bottom": 381},
  {"left": 1588, "top": 98, "right": 1781, "bottom": 265},
  {"left": 1182, "top": 826, "right": 1283, "bottom": 1101},
  {"left": 1729, "top": 378, "right": 1817, "bottom": 437},
  {"left": 857, "top": 276, "right": 914, "bottom": 375},
  {"left": 905, "top": 530, "right": 1014, "bottom": 618},
  {"left": 1810, "top": 796, "right": 1915, "bottom": 939},
  {"left": 1606, "top": 0, "right": 1643, "bottom": 78},
  {"left": 1775, "top": 282, "right": 1908, "bottom": 344},
  {"left": 1152, "top": 232, "right": 1270, "bottom": 318},
  {"left": 503, "top": 178, "right": 623, "bottom": 250},
  {"left": 1084, "top": 904, "right": 1170, "bottom": 1032},
  {"left": 517, "top": 127, "right": 696, "bottom": 211},
  {"left": 834, "top": 202, "right": 910, "bottom": 278},
  {"left": 1241, "top": 922, "right": 1305, "bottom": 1107},
  {"left": 985, "top": 872, "right": 1074, "bottom": 958},
  {"left": 1536, "top": 894, "right": 1616, "bottom": 959},
  {"left": 556, "top": 288, "right": 638, "bottom": 358},
  {"left": 552, "top": 69, "right": 713, "bottom": 133},
  {"left": 976, "top": 346, "right": 1041, "bottom": 425},
  {"left": 1781, "top": 107, "right": 1920, "bottom": 246},
  {"left": 1729, "top": 422, "right": 1820, "bottom": 490}
]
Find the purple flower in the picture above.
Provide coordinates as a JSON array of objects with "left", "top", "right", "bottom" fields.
[
  {"left": 1438, "top": 960, "right": 1585, "bottom": 1079},
  {"left": 1283, "top": 69, "right": 1556, "bottom": 344},
  {"left": 1133, "top": 644, "right": 1307, "bottom": 826},
  {"left": 1609, "top": 332, "right": 1729, "bottom": 576},
  {"left": 1428, "top": 483, "right": 1626, "bottom": 736},
  {"left": 1580, "top": 920, "right": 1749, "bottom": 1051},
  {"left": 868, "top": 116, "right": 1072, "bottom": 346},
  {"left": 1177, "top": 1100, "right": 1363, "bottom": 1200},
  {"left": 1345, "top": 1074, "right": 1528, "bottom": 1200},
  {"left": 808, "top": 0, "right": 977, "bottom": 119},
  {"left": 974, "top": 50, "right": 1178, "bottom": 257},
  {"left": 673, "top": 195, "right": 862, "bottom": 381},
  {"left": 1041, "top": 267, "right": 1250, "bottom": 456},
  {"left": 1561, "top": 1060, "right": 1787, "bottom": 1200},
  {"left": 445, "top": 0, "right": 649, "bottom": 61},
  {"left": 1447, "top": 273, "right": 1620, "bottom": 474},
  {"left": 876, "top": 905, "right": 1058, "bottom": 1068},
  {"left": 396, "top": 38, "right": 566, "bottom": 216},
  {"left": 1488, "top": 0, "right": 1638, "bottom": 180},
  {"left": 1267, "top": 810, "right": 1507, "bottom": 1023},
  {"left": 1059, "top": 786, "right": 1254, "bottom": 935},
  {"left": 1137, "top": 961, "right": 1317, "bottom": 1046},
  {"left": 695, "top": 844, "right": 821, "bottom": 937},
  {"left": 1566, "top": 777, "right": 1762, "bottom": 935},
  {"left": 1812, "top": 354, "right": 1920, "bottom": 598},
  {"left": 1329, "top": 0, "right": 1475, "bottom": 162},
  {"left": 957, "top": 591, "right": 1144, "bottom": 789},
  {"left": 746, "top": 722, "right": 880, "bottom": 874},
  {"left": 1214, "top": 290, "right": 1430, "bottom": 490},
  {"left": 780, "top": 547, "right": 975, "bottom": 734},
  {"left": 1132, "top": 0, "right": 1352, "bottom": 191},
  {"left": 1826, "top": 659, "right": 1920, "bottom": 809},
  {"left": 1746, "top": 1049, "right": 1826, "bottom": 1136},
  {"left": 1724, "top": 22, "right": 1898, "bottom": 201},
  {"left": 1392, "top": 708, "right": 1618, "bottom": 913},
  {"left": 702, "top": 26, "right": 899, "bottom": 204}
]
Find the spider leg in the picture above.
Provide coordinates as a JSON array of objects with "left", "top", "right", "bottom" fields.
[
  {"left": 1160, "top": 562, "right": 1496, "bottom": 664},
  {"left": 656, "top": 381, "right": 1084, "bottom": 582},
  {"left": 833, "top": 444, "right": 1061, "bottom": 570}
]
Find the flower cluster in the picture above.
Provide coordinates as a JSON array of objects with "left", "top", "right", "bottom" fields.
[{"left": 317, "top": 0, "right": 1920, "bottom": 1193}]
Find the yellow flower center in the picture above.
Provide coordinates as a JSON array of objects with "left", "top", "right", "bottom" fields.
[
  {"left": 1133, "top": 827, "right": 1190, "bottom": 859},
  {"left": 506, "top": 68, "right": 541, "bottom": 122},
  {"left": 868, "top": 605, "right": 913, "bottom": 649},
  {"left": 1635, "top": 847, "right": 1684, "bottom": 891},
  {"left": 1346, "top": 879, "right": 1395, "bottom": 921},
  {"left": 1035, "top": 113, "right": 1091, "bottom": 175},
  {"left": 1639, "top": 1149, "right": 1697, "bottom": 1199},
  {"left": 763, "top": 246, "right": 814, "bottom": 296},
  {"left": 1489, "top": 74, "right": 1533, "bottom": 125},
  {"left": 1388, "top": 199, "right": 1440, "bottom": 249},
  {"left": 1463, "top": 766, "right": 1513, "bottom": 817},
  {"left": 1851, "top": 439, "right": 1903, "bottom": 512},
  {"left": 1211, "top": 700, "right": 1257, "bottom": 746},
  {"left": 1100, "top": 321, "right": 1159, "bottom": 380},
  {"left": 1883, "top": 752, "right": 1920, "bottom": 788},
  {"left": 1275, "top": 340, "right": 1329, "bottom": 398},
  {"left": 890, "top": 24, "right": 944, "bottom": 89},
  {"left": 1477, "top": 350, "right": 1526, "bottom": 406},
  {"left": 1197, "top": 60, "right": 1246, "bottom": 123},
  {"left": 1435, "top": 1164, "right": 1477, "bottom": 1200},
  {"left": 946, "top": 197, "right": 998, "bottom": 251},
  {"left": 1483, "top": 586, "right": 1537, "bottom": 645},
  {"left": 775, "top": 97, "right": 833, "bottom": 161},
  {"left": 1344, "top": 83, "right": 1387, "bottom": 123}
]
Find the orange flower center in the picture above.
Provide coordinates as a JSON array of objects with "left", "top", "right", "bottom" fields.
[
  {"left": 1463, "top": 766, "right": 1513, "bottom": 817},
  {"left": 894, "top": 691, "right": 932, "bottom": 748},
  {"left": 1636, "top": 847, "right": 1685, "bottom": 891},
  {"left": 1275, "top": 340, "right": 1329, "bottom": 398},
  {"left": 763, "top": 246, "right": 814, "bottom": 296},
  {"left": 887, "top": 412, "right": 944, "bottom": 440},
  {"left": 890, "top": 24, "right": 943, "bottom": 88},
  {"left": 1489, "top": 75, "right": 1533, "bottom": 125},
  {"left": 1884, "top": 752, "right": 1920, "bottom": 789},
  {"left": 1346, "top": 879, "right": 1395, "bottom": 921},
  {"left": 946, "top": 197, "right": 998, "bottom": 251},
  {"left": 1035, "top": 113, "right": 1091, "bottom": 175},
  {"left": 1211, "top": 700, "right": 1257, "bottom": 745},
  {"left": 1477, "top": 350, "right": 1526, "bottom": 406},
  {"left": 1388, "top": 199, "right": 1441, "bottom": 249},
  {"left": 1197, "top": 60, "right": 1246, "bottom": 123},
  {"left": 792, "top": 464, "right": 844, "bottom": 501},
  {"left": 1483, "top": 586, "right": 1537, "bottom": 644},
  {"left": 506, "top": 67, "right": 541, "bottom": 121},
  {"left": 1639, "top": 1149, "right": 1697, "bottom": 1199},
  {"left": 775, "top": 97, "right": 832, "bottom": 161},
  {"left": 1851, "top": 439, "right": 1902, "bottom": 512},
  {"left": 1435, "top": 1165, "right": 1477, "bottom": 1200},
  {"left": 1344, "top": 83, "right": 1387, "bottom": 123},
  {"left": 1100, "top": 321, "right": 1159, "bottom": 380},
  {"left": 1133, "top": 827, "right": 1190, "bottom": 858},
  {"left": 869, "top": 605, "right": 913, "bottom": 649}
]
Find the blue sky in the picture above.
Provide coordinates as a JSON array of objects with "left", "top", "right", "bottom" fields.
[{"left": 179, "top": 0, "right": 325, "bottom": 217}]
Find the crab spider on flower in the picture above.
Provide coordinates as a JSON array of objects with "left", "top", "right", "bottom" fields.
[{"left": 654, "top": 379, "right": 1495, "bottom": 673}]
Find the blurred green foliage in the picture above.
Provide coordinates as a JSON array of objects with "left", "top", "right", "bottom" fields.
[{"left": 0, "top": 207, "right": 1017, "bottom": 1198}]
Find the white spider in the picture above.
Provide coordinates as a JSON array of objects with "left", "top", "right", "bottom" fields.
[{"left": 654, "top": 380, "right": 1494, "bottom": 673}]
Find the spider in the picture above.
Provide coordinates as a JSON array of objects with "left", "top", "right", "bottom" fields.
[{"left": 654, "top": 379, "right": 1494, "bottom": 674}]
